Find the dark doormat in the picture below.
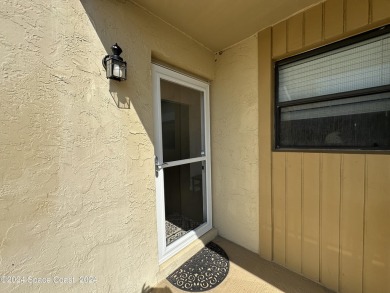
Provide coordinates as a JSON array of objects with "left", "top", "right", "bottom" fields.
[{"left": 167, "top": 242, "right": 229, "bottom": 291}]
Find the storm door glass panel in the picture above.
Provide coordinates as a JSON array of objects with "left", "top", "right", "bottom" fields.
[
  {"left": 160, "top": 79, "right": 203, "bottom": 162},
  {"left": 164, "top": 162, "right": 206, "bottom": 246}
]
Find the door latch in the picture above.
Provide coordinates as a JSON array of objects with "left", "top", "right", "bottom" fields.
[{"left": 155, "top": 156, "right": 167, "bottom": 172}]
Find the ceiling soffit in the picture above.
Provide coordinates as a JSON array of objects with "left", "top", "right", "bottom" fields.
[{"left": 131, "top": 0, "right": 323, "bottom": 52}]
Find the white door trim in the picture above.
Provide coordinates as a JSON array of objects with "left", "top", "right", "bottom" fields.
[{"left": 152, "top": 64, "right": 212, "bottom": 264}]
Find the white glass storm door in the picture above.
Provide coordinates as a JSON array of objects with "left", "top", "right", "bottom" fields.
[{"left": 152, "top": 64, "right": 212, "bottom": 263}]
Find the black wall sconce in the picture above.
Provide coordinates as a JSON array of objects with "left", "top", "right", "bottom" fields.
[{"left": 102, "top": 43, "right": 127, "bottom": 81}]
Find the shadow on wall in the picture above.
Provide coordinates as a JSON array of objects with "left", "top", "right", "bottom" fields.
[
  {"left": 80, "top": 0, "right": 154, "bottom": 140},
  {"left": 142, "top": 284, "right": 173, "bottom": 293},
  {"left": 110, "top": 82, "right": 130, "bottom": 109}
]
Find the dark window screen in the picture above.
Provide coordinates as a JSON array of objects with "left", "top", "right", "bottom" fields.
[{"left": 275, "top": 26, "right": 390, "bottom": 150}]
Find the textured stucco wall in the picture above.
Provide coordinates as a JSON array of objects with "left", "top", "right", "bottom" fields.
[
  {"left": 0, "top": 0, "right": 213, "bottom": 292},
  {"left": 211, "top": 36, "right": 259, "bottom": 253}
]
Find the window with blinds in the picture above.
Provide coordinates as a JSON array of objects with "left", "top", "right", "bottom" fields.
[{"left": 275, "top": 26, "right": 390, "bottom": 150}]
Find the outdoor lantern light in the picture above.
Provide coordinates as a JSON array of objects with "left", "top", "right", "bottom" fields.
[{"left": 102, "top": 43, "right": 127, "bottom": 81}]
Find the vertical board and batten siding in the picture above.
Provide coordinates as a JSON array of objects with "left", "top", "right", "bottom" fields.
[
  {"left": 321, "top": 154, "right": 341, "bottom": 291},
  {"left": 259, "top": 0, "right": 390, "bottom": 292},
  {"left": 302, "top": 153, "right": 320, "bottom": 281},
  {"left": 285, "top": 153, "right": 302, "bottom": 273}
]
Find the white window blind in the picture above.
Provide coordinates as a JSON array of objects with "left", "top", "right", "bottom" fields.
[
  {"left": 281, "top": 93, "right": 390, "bottom": 121},
  {"left": 278, "top": 33, "right": 390, "bottom": 102}
]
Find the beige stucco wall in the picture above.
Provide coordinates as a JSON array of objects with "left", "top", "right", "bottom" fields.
[
  {"left": 0, "top": 0, "right": 213, "bottom": 292},
  {"left": 4, "top": 0, "right": 388, "bottom": 292},
  {"left": 211, "top": 36, "right": 259, "bottom": 253}
]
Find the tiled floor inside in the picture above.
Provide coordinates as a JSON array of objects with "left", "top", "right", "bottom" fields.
[
  {"left": 165, "top": 214, "right": 202, "bottom": 245},
  {"left": 151, "top": 237, "right": 335, "bottom": 293}
]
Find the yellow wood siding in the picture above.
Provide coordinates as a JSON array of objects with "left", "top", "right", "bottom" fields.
[
  {"left": 372, "top": 0, "right": 390, "bottom": 22},
  {"left": 340, "top": 155, "right": 365, "bottom": 293},
  {"left": 304, "top": 4, "right": 323, "bottom": 46},
  {"left": 324, "top": 0, "right": 344, "bottom": 40},
  {"left": 285, "top": 153, "right": 302, "bottom": 273},
  {"left": 272, "top": 21, "right": 287, "bottom": 59},
  {"left": 302, "top": 153, "right": 320, "bottom": 281},
  {"left": 345, "top": 0, "right": 369, "bottom": 32},
  {"left": 259, "top": 1, "right": 390, "bottom": 292},
  {"left": 272, "top": 152, "right": 286, "bottom": 265},
  {"left": 364, "top": 155, "right": 390, "bottom": 293},
  {"left": 287, "top": 13, "right": 304, "bottom": 52},
  {"left": 320, "top": 154, "right": 341, "bottom": 291}
]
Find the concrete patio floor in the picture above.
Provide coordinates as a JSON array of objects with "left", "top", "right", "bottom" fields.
[{"left": 150, "top": 237, "right": 335, "bottom": 293}]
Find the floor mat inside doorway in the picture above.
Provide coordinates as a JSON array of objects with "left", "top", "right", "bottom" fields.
[{"left": 165, "top": 214, "right": 202, "bottom": 245}]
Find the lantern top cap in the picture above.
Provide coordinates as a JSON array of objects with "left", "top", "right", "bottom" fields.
[{"left": 111, "top": 43, "right": 123, "bottom": 56}]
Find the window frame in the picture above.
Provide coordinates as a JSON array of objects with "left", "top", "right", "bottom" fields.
[{"left": 274, "top": 24, "right": 390, "bottom": 152}]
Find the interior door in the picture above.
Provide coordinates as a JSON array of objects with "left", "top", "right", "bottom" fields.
[{"left": 152, "top": 64, "right": 212, "bottom": 263}]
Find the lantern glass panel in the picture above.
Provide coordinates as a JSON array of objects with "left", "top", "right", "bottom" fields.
[
  {"left": 112, "top": 59, "right": 126, "bottom": 80},
  {"left": 106, "top": 58, "right": 127, "bottom": 80},
  {"left": 106, "top": 58, "right": 113, "bottom": 79}
]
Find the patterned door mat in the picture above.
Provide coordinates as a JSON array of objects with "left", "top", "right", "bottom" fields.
[{"left": 167, "top": 242, "right": 229, "bottom": 291}]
